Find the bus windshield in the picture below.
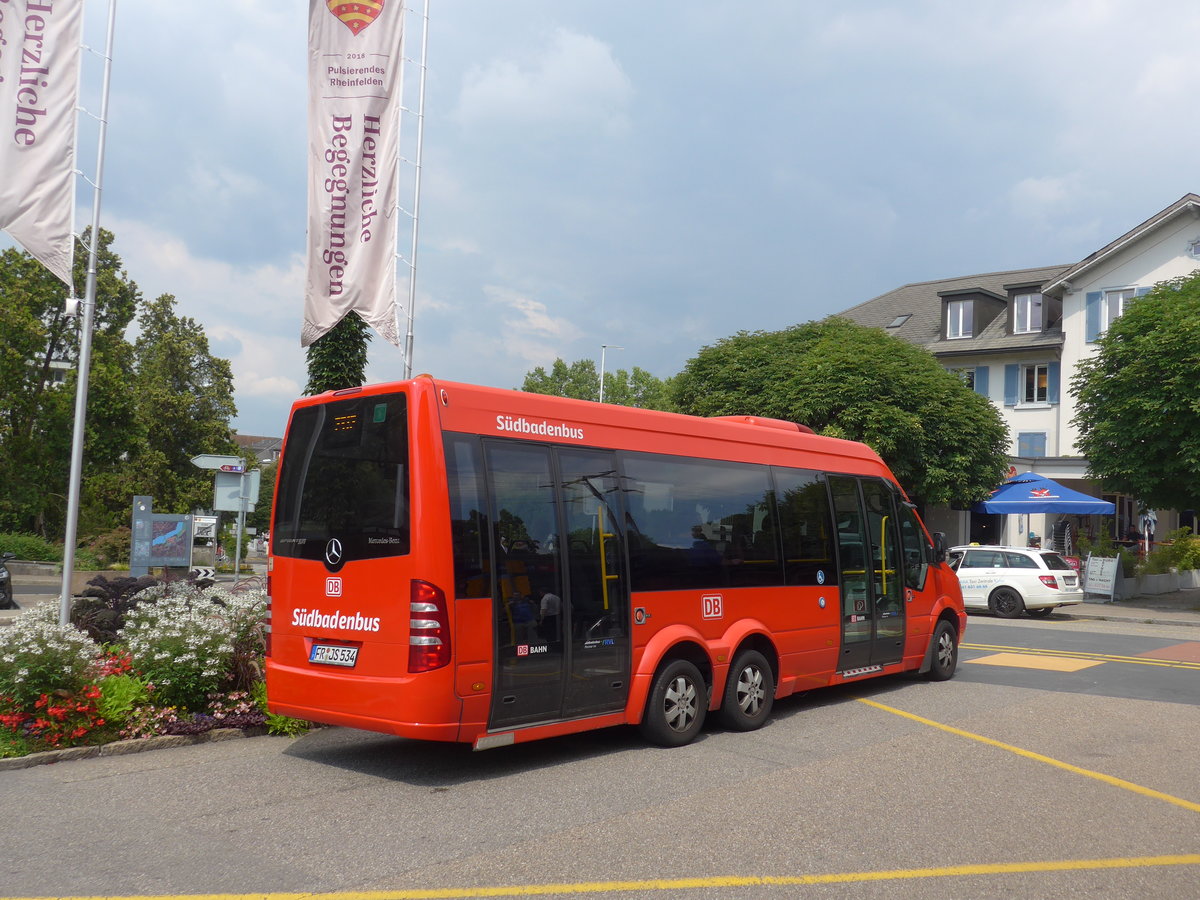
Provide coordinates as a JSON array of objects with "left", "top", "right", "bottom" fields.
[{"left": 272, "top": 391, "right": 410, "bottom": 564}]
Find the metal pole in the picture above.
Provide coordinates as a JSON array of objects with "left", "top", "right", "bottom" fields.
[
  {"left": 402, "top": 0, "right": 429, "bottom": 379},
  {"left": 598, "top": 344, "right": 622, "bottom": 404},
  {"left": 234, "top": 470, "right": 245, "bottom": 579},
  {"left": 59, "top": 0, "right": 117, "bottom": 625}
]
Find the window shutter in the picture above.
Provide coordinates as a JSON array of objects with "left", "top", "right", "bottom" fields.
[
  {"left": 974, "top": 365, "right": 990, "bottom": 397},
  {"left": 1085, "top": 291, "right": 1102, "bottom": 342},
  {"left": 1047, "top": 361, "right": 1060, "bottom": 404},
  {"left": 1004, "top": 364, "right": 1019, "bottom": 406}
]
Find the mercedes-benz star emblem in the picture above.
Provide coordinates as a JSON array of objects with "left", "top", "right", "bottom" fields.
[{"left": 325, "top": 538, "right": 343, "bottom": 567}]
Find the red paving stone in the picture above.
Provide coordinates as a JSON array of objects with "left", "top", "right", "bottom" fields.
[{"left": 1138, "top": 642, "right": 1200, "bottom": 662}]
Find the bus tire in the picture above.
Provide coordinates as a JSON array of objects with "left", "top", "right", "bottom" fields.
[
  {"left": 639, "top": 658, "right": 707, "bottom": 747},
  {"left": 719, "top": 649, "right": 774, "bottom": 731},
  {"left": 925, "top": 620, "right": 958, "bottom": 681}
]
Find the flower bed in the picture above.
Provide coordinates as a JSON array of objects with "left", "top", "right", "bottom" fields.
[{"left": 0, "top": 578, "right": 307, "bottom": 760}]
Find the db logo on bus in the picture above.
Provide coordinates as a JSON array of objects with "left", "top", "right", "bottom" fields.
[
  {"left": 702, "top": 594, "right": 723, "bottom": 619},
  {"left": 326, "top": 577, "right": 342, "bottom": 598}
]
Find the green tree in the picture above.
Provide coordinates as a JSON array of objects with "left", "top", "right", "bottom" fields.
[
  {"left": 123, "top": 294, "right": 238, "bottom": 516},
  {"left": 0, "top": 230, "right": 141, "bottom": 536},
  {"left": 520, "top": 358, "right": 675, "bottom": 410},
  {"left": 521, "top": 358, "right": 600, "bottom": 401},
  {"left": 305, "top": 314, "right": 370, "bottom": 395},
  {"left": 1071, "top": 273, "right": 1200, "bottom": 511},
  {"left": 672, "top": 317, "right": 1010, "bottom": 506},
  {"left": 247, "top": 460, "right": 277, "bottom": 535}
]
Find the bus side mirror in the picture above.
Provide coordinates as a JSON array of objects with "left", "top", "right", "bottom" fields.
[{"left": 933, "top": 532, "right": 948, "bottom": 563}]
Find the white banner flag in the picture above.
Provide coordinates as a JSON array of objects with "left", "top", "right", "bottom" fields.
[
  {"left": 0, "top": 0, "right": 83, "bottom": 288},
  {"left": 304, "top": 0, "right": 403, "bottom": 348}
]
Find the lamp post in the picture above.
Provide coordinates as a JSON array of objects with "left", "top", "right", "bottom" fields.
[{"left": 599, "top": 344, "right": 623, "bottom": 404}]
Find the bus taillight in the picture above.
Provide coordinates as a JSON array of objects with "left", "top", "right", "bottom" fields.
[{"left": 409, "top": 579, "right": 450, "bottom": 673}]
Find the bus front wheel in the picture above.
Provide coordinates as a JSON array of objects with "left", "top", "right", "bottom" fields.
[
  {"left": 719, "top": 649, "right": 774, "bottom": 731},
  {"left": 640, "top": 659, "right": 707, "bottom": 747}
]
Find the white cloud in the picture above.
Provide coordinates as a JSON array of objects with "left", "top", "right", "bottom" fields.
[{"left": 453, "top": 28, "right": 632, "bottom": 137}]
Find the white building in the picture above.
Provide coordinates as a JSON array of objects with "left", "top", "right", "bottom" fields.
[{"left": 840, "top": 193, "right": 1200, "bottom": 553}]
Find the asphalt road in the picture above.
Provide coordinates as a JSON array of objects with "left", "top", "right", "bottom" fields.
[{"left": 2, "top": 615, "right": 1198, "bottom": 900}]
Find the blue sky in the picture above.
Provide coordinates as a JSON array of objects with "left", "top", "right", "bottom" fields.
[{"left": 8, "top": 1, "right": 1200, "bottom": 437}]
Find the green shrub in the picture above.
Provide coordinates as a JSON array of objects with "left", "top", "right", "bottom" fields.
[
  {"left": 0, "top": 603, "right": 102, "bottom": 708},
  {"left": 1140, "top": 527, "right": 1200, "bottom": 575},
  {"left": 96, "top": 674, "right": 153, "bottom": 727},
  {"left": 0, "top": 533, "right": 62, "bottom": 562},
  {"left": 85, "top": 527, "right": 131, "bottom": 568},
  {"left": 252, "top": 680, "right": 310, "bottom": 737}
]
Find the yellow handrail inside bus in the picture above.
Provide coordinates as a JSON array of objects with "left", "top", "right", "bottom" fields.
[
  {"left": 880, "top": 515, "right": 889, "bottom": 595},
  {"left": 597, "top": 507, "right": 618, "bottom": 610}
]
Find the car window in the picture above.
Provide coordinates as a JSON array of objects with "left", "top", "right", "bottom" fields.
[
  {"left": 1039, "top": 552, "right": 1072, "bottom": 571},
  {"left": 961, "top": 550, "right": 1001, "bottom": 568},
  {"left": 1003, "top": 552, "right": 1039, "bottom": 569}
]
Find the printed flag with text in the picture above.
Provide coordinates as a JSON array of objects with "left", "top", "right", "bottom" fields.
[
  {"left": 0, "top": 0, "right": 84, "bottom": 288},
  {"left": 304, "top": 0, "right": 403, "bottom": 347}
]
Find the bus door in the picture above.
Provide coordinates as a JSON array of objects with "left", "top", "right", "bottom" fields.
[
  {"left": 485, "top": 442, "right": 630, "bottom": 730},
  {"left": 556, "top": 448, "right": 630, "bottom": 718},
  {"left": 828, "top": 476, "right": 905, "bottom": 671}
]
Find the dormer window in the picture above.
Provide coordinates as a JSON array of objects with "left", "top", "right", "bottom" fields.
[
  {"left": 946, "top": 299, "right": 973, "bottom": 339},
  {"left": 1013, "top": 293, "right": 1043, "bottom": 334}
]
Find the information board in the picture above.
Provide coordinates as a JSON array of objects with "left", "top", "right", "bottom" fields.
[{"left": 1083, "top": 553, "right": 1122, "bottom": 601}]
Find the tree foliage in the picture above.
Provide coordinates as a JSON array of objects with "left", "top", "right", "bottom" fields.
[
  {"left": 0, "top": 232, "right": 239, "bottom": 540},
  {"left": 1071, "top": 273, "right": 1200, "bottom": 511},
  {"left": 521, "top": 357, "right": 675, "bottom": 410},
  {"left": 672, "top": 317, "right": 1010, "bottom": 506},
  {"left": 305, "top": 314, "right": 371, "bottom": 395}
]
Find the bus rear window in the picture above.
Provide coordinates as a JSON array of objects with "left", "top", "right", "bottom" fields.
[{"left": 273, "top": 392, "right": 410, "bottom": 563}]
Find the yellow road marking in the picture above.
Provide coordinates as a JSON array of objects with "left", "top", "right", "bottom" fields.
[
  {"left": 858, "top": 698, "right": 1200, "bottom": 813},
  {"left": 962, "top": 642, "right": 1200, "bottom": 670},
  {"left": 965, "top": 652, "right": 1104, "bottom": 672},
  {"left": 5, "top": 856, "right": 1200, "bottom": 898}
]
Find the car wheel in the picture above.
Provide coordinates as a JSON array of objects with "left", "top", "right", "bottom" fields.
[
  {"left": 1026, "top": 607, "right": 1054, "bottom": 618},
  {"left": 719, "top": 649, "right": 774, "bottom": 731},
  {"left": 925, "top": 620, "right": 959, "bottom": 681},
  {"left": 989, "top": 587, "right": 1025, "bottom": 619},
  {"left": 639, "top": 659, "right": 707, "bottom": 747}
]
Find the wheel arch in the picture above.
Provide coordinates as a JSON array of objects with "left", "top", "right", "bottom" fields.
[
  {"left": 918, "top": 608, "right": 962, "bottom": 674},
  {"left": 628, "top": 626, "right": 713, "bottom": 723}
]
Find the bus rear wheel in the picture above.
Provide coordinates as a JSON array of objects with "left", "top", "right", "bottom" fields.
[
  {"left": 640, "top": 659, "right": 707, "bottom": 747},
  {"left": 719, "top": 649, "right": 774, "bottom": 731}
]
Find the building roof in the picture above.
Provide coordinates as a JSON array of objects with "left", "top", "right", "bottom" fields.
[
  {"left": 839, "top": 264, "right": 1070, "bottom": 355},
  {"left": 1041, "top": 193, "right": 1200, "bottom": 297}
]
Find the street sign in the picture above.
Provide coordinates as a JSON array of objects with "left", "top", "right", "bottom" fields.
[
  {"left": 218, "top": 464, "right": 245, "bottom": 473},
  {"left": 191, "top": 454, "right": 242, "bottom": 471},
  {"left": 213, "top": 469, "right": 262, "bottom": 512}
]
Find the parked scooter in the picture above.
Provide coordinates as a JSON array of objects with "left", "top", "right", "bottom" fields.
[{"left": 0, "top": 552, "right": 16, "bottom": 610}]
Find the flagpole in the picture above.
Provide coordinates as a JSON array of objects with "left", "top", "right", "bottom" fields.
[
  {"left": 59, "top": 0, "right": 117, "bottom": 625},
  {"left": 402, "top": 0, "right": 428, "bottom": 379}
]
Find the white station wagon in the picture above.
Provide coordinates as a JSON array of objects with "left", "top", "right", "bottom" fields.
[{"left": 949, "top": 545, "right": 1084, "bottom": 618}]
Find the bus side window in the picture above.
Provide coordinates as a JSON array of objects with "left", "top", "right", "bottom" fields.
[
  {"left": 773, "top": 467, "right": 837, "bottom": 587},
  {"left": 899, "top": 504, "right": 929, "bottom": 592},
  {"left": 444, "top": 434, "right": 491, "bottom": 598}
]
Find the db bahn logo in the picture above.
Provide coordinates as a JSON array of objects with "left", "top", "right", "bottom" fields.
[{"left": 702, "top": 594, "right": 723, "bottom": 619}]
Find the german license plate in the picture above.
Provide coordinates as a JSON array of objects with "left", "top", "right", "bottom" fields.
[{"left": 310, "top": 644, "right": 359, "bottom": 667}]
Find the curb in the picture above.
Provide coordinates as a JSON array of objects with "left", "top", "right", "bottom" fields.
[{"left": 0, "top": 726, "right": 269, "bottom": 772}]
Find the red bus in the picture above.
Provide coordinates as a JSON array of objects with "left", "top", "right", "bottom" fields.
[{"left": 266, "top": 376, "right": 965, "bottom": 749}]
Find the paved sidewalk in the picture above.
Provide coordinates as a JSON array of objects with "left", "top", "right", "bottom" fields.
[{"left": 1063, "top": 587, "right": 1200, "bottom": 628}]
